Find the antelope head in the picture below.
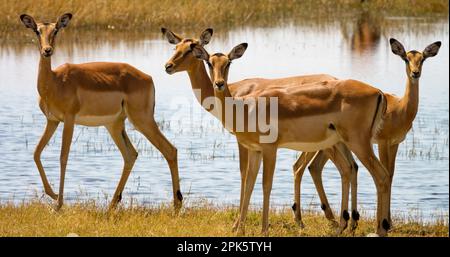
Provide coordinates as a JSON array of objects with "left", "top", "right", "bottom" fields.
[
  {"left": 389, "top": 38, "right": 441, "bottom": 80},
  {"left": 190, "top": 43, "right": 248, "bottom": 91},
  {"left": 161, "top": 28, "right": 213, "bottom": 74}
]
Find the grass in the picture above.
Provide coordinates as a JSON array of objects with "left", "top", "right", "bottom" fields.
[
  {"left": 1, "top": 0, "right": 448, "bottom": 39},
  {"left": 0, "top": 199, "right": 447, "bottom": 237}
]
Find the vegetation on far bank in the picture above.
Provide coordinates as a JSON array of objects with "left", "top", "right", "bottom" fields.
[
  {"left": 0, "top": 200, "right": 447, "bottom": 237},
  {"left": 1, "top": 0, "right": 448, "bottom": 35}
]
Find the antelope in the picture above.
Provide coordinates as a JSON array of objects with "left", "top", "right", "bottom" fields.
[
  {"left": 161, "top": 28, "right": 358, "bottom": 233},
  {"left": 190, "top": 42, "right": 391, "bottom": 236},
  {"left": 292, "top": 38, "right": 442, "bottom": 229},
  {"left": 20, "top": 13, "right": 182, "bottom": 211}
]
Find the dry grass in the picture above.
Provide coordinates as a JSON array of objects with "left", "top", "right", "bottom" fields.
[
  {"left": 0, "top": 199, "right": 447, "bottom": 237},
  {"left": 1, "top": 0, "right": 448, "bottom": 34}
]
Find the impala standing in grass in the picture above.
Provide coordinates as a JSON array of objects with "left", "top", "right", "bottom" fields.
[
  {"left": 20, "top": 14, "right": 182, "bottom": 211},
  {"left": 191, "top": 42, "right": 391, "bottom": 236},
  {"left": 291, "top": 38, "right": 441, "bottom": 228},
  {"left": 161, "top": 28, "right": 360, "bottom": 234}
]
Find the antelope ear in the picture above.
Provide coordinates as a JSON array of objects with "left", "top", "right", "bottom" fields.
[
  {"left": 190, "top": 43, "right": 209, "bottom": 61},
  {"left": 20, "top": 14, "right": 37, "bottom": 31},
  {"left": 389, "top": 38, "right": 407, "bottom": 61},
  {"left": 423, "top": 41, "right": 441, "bottom": 59},
  {"left": 56, "top": 13, "right": 72, "bottom": 29},
  {"left": 199, "top": 28, "right": 213, "bottom": 46},
  {"left": 228, "top": 43, "right": 248, "bottom": 60},
  {"left": 161, "top": 27, "right": 182, "bottom": 45}
]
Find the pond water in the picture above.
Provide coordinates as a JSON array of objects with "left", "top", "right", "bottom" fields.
[{"left": 0, "top": 15, "right": 448, "bottom": 220}]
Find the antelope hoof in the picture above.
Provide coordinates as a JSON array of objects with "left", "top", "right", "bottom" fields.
[
  {"left": 295, "top": 219, "right": 305, "bottom": 229},
  {"left": 236, "top": 226, "right": 246, "bottom": 236},
  {"left": 174, "top": 201, "right": 182, "bottom": 215},
  {"left": 261, "top": 228, "right": 269, "bottom": 236},
  {"left": 54, "top": 202, "right": 63, "bottom": 212},
  {"left": 108, "top": 201, "right": 118, "bottom": 212},
  {"left": 376, "top": 219, "right": 390, "bottom": 237},
  {"left": 232, "top": 219, "right": 240, "bottom": 232},
  {"left": 336, "top": 220, "right": 348, "bottom": 235},
  {"left": 377, "top": 229, "right": 388, "bottom": 237},
  {"left": 350, "top": 221, "right": 358, "bottom": 231},
  {"left": 329, "top": 220, "right": 340, "bottom": 228}
]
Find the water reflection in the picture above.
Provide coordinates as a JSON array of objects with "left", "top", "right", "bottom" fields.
[{"left": 350, "top": 10, "right": 381, "bottom": 54}]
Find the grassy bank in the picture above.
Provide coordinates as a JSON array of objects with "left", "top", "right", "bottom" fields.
[
  {"left": 1, "top": 0, "right": 448, "bottom": 33},
  {"left": 0, "top": 200, "right": 447, "bottom": 237}
]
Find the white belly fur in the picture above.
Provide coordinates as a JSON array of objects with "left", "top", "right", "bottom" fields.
[
  {"left": 280, "top": 133, "right": 340, "bottom": 152},
  {"left": 75, "top": 113, "right": 121, "bottom": 126}
]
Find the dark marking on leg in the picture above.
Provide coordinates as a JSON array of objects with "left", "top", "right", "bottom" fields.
[
  {"left": 382, "top": 218, "right": 390, "bottom": 231},
  {"left": 321, "top": 203, "right": 327, "bottom": 211},
  {"left": 328, "top": 123, "right": 336, "bottom": 130},
  {"left": 176, "top": 190, "right": 183, "bottom": 201},
  {"left": 351, "top": 210, "right": 360, "bottom": 221},
  {"left": 117, "top": 192, "right": 122, "bottom": 203},
  {"left": 353, "top": 161, "right": 358, "bottom": 172},
  {"left": 291, "top": 202, "right": 297, "bottom": 211},
  {"left": 343, "top": 210, "right": 350, "bottom": 221}
]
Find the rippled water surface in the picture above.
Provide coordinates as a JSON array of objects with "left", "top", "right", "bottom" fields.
[{"left": 0, "top": 16, "right": 448, "bottom": 219}]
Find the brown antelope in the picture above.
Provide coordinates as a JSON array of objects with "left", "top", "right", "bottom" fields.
[
  {"left": 20, "top": 13, "right": 182, "bottom": 211},
  {"left": 191, "top": 42, "right": 392, "bottom": 236},
  {"left": 160, "top": 28, "right": 358, "bottom": 233},
  {"left": 292, "top": 38, "right": 442, "bottom": 230}
]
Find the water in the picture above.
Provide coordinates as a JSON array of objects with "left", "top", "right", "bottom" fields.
[{"left": 0, "top": 16, "right": 448, "bottom": 219}]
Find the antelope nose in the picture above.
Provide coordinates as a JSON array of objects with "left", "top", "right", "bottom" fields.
[
  {"left": 165, "top": 63, "right": 173, "bottom": 70},
  {"left": 44, "top": 47, "right": 52, "bottom": 53},
  {"left": 412, "top": 71, "right": 420, "bottom": 78},
  {"left": 215, "top": 80, "right": 224, "bottom": 88}
]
